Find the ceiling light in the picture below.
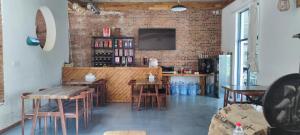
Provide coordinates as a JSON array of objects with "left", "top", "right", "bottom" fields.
[
  {"left": 171, "top": 0, "right": 187, "bottom": 12},
  {"left": 86, "top": 2, "right": 100, "bottom": 14}
]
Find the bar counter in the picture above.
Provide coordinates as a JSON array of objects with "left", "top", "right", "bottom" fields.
[{"left": 62, "top": 67, "right": 162, "bottom": 102}]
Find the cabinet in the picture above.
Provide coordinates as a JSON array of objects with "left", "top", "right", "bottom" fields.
[{"left": 92, "top": 37, "right": 135, "bottom": 67}]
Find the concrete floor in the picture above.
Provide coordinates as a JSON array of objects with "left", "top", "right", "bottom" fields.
[{"left": 3, "top": 96, "right": 223, "bottom": 135}]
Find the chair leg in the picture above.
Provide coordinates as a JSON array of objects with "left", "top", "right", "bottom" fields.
[
  {"left": 90, "top": 93, "right": 93, "bottom": 121},
  {"left": 131, "top": 97, "right": 134, "bottom": 110},
  {"left": 137, "top": 86, "right": 143, "bottom": 111},
  {"left": 38, "top": 118, "right": 41, "bottom": 129},
  {"left": 96, "top": 88, "right": 99, "bottom": 106},
  {"left": 21, "top": 99, "right": 25, "bottom": 135},
  {"left": 54, "top": 117, "right": 57, "bottom": 135},
  {"left": 76, "top": 117, "right": 79, "bottom": 135},
  {"left": 44, "top": 116, "right": 47, "bottom": 135},
  {"left": 21, "top": 116, "right": 25, "bottom": 135}
]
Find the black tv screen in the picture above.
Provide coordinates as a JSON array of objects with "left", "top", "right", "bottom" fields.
[{"left": 138, "top": 28, "right": 176, "bottom": 50}]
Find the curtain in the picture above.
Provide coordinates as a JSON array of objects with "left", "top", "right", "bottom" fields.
[{"left": 248, "top": 0, "right": 259, "bottom": 72}]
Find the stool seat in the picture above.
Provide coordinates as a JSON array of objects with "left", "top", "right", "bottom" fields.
[{"left": 103, "top": 131, "right": 146, "bottom": 135}]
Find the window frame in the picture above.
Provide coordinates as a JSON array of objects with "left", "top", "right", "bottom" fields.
[{"left": 236, "top": 8, "right": 249, "bottom": 86}]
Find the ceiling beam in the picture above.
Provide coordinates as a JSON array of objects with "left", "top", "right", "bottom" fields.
[
  {"left": 95, "top": 2, "right": 228, "bottom": 11},
  {"left": 223, "top": 0, "right": 234, "bottom": 8},
  {"left": 68, "top": 0, "right": 235, "bottom": 11}
]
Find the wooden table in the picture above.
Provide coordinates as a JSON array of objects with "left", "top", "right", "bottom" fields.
[
  {"left": 63, "top": 80, "right": 107, "bottom": 106},
  {"left": 26, "top": 86, "right": 89, "bottom": 135},
  {"left": 162, "top": 73, "right": 207, "bottom": 96},
  {"left": 134, "top": 80, "right": 162, "bottom": 110},
  {"left": 222, "top": 85, "right": 268, "bottom": 107},
  {"left": 208, "top": 104, "right": 268, "bottom": 135}
]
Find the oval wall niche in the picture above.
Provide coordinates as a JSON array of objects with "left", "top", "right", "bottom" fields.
[{"left": 35, "top": 6, "right": 56, "bottom": 51}]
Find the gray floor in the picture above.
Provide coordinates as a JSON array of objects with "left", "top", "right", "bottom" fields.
[{"left": 3, "top": 96, "right": 223, "bottom": 135}]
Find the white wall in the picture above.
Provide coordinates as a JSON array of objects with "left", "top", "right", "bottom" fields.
[
  {"left": 258, "top": 0, "right": 300, "bottom": 85},
  {"left": 0, "top": 0, "right": 69, "bottom": 129},
  {"left": 222, "top": 0, "right": 300, "bottom": 86}
]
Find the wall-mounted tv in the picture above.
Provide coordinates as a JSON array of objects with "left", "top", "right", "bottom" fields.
[{"left": 138, "top": 28, "right": 176, "bottom": 50}]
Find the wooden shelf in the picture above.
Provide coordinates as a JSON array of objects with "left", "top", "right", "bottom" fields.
[{"left": 91, "top": 36, "right": 135, "bottom": 67}]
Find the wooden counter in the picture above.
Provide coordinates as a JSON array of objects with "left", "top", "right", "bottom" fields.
[{"left": 62, "top": 67, "right": 162, "bottom": 102}]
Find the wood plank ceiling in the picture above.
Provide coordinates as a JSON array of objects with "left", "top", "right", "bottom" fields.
[{"left": 69, "top": 0, "right": 234, "bottom": 10}]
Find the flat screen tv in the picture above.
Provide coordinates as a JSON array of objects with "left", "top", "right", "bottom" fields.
[{"left": 138, "top": 28, "right": 176, "bottom": 50}]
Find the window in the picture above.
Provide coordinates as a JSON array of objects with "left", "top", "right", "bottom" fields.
[
  {"left": 236, "top": 7, "right": 258, "bottom": 86},
  {"left": 236, "top": 9, "right": 250, "bottom": 86}
]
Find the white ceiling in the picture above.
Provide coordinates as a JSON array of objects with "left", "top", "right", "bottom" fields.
[{"left": 87, "top": 0, "right": 224, "bottom": 2}]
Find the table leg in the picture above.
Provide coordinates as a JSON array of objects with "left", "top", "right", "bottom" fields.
[
  {"left": 233, "top": 92, "right": 237, "bottom": 103},
  {"left": 155, "top": 84, "right": 161, "bottom": 110},
  {"left": 137, "top": 85, "right": 143, "bottom": 111},
  {"left": 30, "top": 99, "right": 40, "bottom": 135},
  {"left": 166, "top": 76, "right": 171, "bottom": 95},
  {"left": 57, "top": 99, "right": 67, "bottom": 135},
  {"left": 200, "top": 76, "right": 206, "bottom": 96},
  {"left": 240, "top": 93, "right": 243, "bottom": 103},
  {"left": 223, "top": 89, "right": 228, "bottom": 107}
]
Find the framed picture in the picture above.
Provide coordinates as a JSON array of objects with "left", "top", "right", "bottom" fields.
[{"left": 297, "top": 0, "right": 300, "bottom": 8}]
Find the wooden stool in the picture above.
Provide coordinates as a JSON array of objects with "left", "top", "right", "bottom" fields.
[{"left": 103, "top": 131, "right": 146, "bottom": 135}]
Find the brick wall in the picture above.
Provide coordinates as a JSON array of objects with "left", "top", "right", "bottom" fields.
[
  {"left": 0, "top": 0, "right": 3, "bottom": 103},
  {"left": 68, "top": 9, "right": 221, "bottom": 71}
]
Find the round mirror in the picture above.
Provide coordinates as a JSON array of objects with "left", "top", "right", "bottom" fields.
[
  {"left": 36, "top": 10, "right": 46, "bottom": 48},
  {"left": 35, "top": 7, "right": 56, "bottom": 51}
]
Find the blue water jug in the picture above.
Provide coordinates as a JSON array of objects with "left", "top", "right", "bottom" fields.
[
  {"left": 179, "top": 82, "right": 188, "bottom": 95},
  {"left": 188, "top": 83, "right": 198, "bottom": 96},
  {"left": 170, "top": 82, "right": 178, "bottom": 95}
]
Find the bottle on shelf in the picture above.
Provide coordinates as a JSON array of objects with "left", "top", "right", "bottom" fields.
[
  {"left": 233, "top": 122, "right": 244, "bottom": 135},
  {"left": 118, "top": 40, "right": 123, "bottom": 48},
  {"left": 109, "top": 40, "right": 112, "bottom": 48},
  {"left": 128, "top": 40, "right": 132, "bottom": 48},
  {"left": 114, "top": 39, "right": 118, "bottom": 48},
  {"left": 124, "top": 40, "right": 128, "bottom": 48},
  {"left": 119, "top": 49, "right": 123, "bottom": 56},
  {"left": 100, "top": 40, "right": 103, "bottom": 48}
]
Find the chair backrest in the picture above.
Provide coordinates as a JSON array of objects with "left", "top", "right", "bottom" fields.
[
  {"left": 128, "top": 80, "right": 136, "bottom": 85},
  {"left": 69, "top": 93, "right": 86, "bottom": 100},
  {"left": 21, "top": 92, "right": 32, "bottom": 98},
  {"left": 95, "top": 79, "right": 107, "bottom": 85},
  {"left": 81, "top": 88, "right": 94, "bottom": 95}
]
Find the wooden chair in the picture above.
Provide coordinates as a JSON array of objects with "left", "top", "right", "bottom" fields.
[
  {"left": 94, "top": 79, "right": 107, "bottom": 106},
  {"left": 162, "top": 76, "right": 171, "bottom": 95},
  {"left": 128, "top": 80, "right": 141, "bottom": 109},
  {"left": 38, "top": 88, "right": 59, "bottom": 135},
  {"left": 21, "top": 92, "right": 58, "bottom": 135},
  {"left": 225, "top": 91, "right": 248, "bottom": 106},
  {"left": 64, "top": 92, "right": 87, "bottom": 135},
  {"left": 21, "top": 92, "right": 35, "bottom": 135},
  {"left": 81, "top": 88, "right": 94, "bottom": 124},
  {"left": 159, "top": 81, "right": 168, "bottom": 108}
]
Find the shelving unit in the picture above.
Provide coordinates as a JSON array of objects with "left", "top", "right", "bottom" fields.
[
  {"left": 92, "top": 37, "right": 135, "bottom": 67},
  {"left": 113, "top": 37, "right": 135, "bottom": 66}
]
